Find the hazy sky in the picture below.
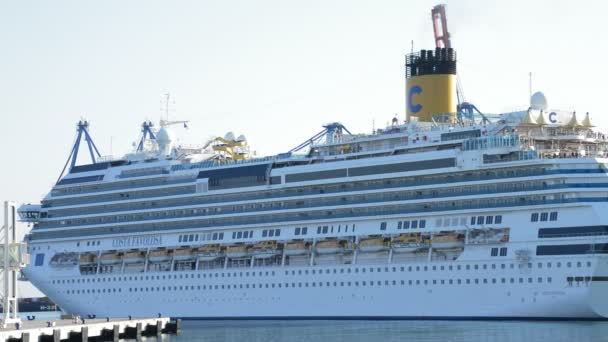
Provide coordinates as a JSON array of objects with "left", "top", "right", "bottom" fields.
[{"left": 1, "top": 0, "right": 606, "bottom": 296}]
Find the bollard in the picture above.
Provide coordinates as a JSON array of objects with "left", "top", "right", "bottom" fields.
[
  {"left": 156, "top": 320, "right": 162, "bottom": 337},
  {"left": 53, "top": 329, "right": 61, "bottom": 342},
  {"left": 113, "top": 324, "right": 120, "bottom": 342},
  {"left": 136, "top": 322, "right": 142, "bottom": 341},
  {"left": 22, "top": 332, "right": 31, "bottom": 342},
  {"left": 176, "top": 319, "right": 182, "bottom": 335},
  {"left": 81, "top": 326, "right": 88, "bottom": 342}
]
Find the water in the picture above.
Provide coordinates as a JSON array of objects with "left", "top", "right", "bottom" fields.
[
  {"left": 13, "top": 313, "right": 608, "bottom": 341},
  {"left": 158, "top": 320, "right": 608, "bottom": 342}
]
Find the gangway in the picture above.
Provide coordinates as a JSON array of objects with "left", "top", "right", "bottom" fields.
[{"left": 0, "top": 201, "right": 29, "bottom": 328}]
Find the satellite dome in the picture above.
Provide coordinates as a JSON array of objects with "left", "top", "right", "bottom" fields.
[
  {"left": 236, "top": 134, "right": 247, "bottom": 142},
  {"left": 530, "top": 92, "right": 548, "bottom": 111},
  {"left": 224, "top": 132, "right": 235, "bottom": 141},
  {"left": 156, "top": 127, "right": 174, "bottom": 155}
]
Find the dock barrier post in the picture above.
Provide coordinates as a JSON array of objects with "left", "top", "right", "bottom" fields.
[
  {"left": 136, "top": 322, "right": 142, "bottom": 341},
  {"left": 156, "top": 320, "right": 163, "bottom": 337},
  {"left": 53, "top": 329, "right": 60, "bottom": 342},
  {"left": 113, "top": 324, "right": 119, "bottom": 342}
]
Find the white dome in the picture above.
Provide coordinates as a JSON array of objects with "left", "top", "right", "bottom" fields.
[
  {"left": 236, "top": 134, "right": 247, "bottom": 142},
  {"left": 224, "top": 131, "right": 235, "bottom": 141},
  {"left": 156, "top": 127, "right": 174, "bottom": 155},
  {"left": 530, "top": 91, "right": 548, "bottom": 111}
]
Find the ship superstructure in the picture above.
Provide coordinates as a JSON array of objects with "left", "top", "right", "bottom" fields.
[{"left": 17, "top": 5, "right": 608, "bottom": 319}]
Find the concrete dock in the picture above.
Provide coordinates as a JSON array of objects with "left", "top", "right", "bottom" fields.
[{"left": 0, "top": 317, "right": 180, "bottom": 342}]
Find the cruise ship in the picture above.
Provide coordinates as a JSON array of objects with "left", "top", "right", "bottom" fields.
[{"left": 18, "top": 8, "right": 608, "bottom": 320}]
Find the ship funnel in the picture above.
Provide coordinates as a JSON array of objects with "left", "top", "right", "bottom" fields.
[{"left": 405, "top": 48, "right": 457, "bottom": 123}]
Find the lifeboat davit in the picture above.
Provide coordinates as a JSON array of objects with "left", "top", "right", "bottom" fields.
[
  {"left": 284, "top": 241, "right": 308, "bottom": 256},
  {"left": 148, "top": 249, "right": 171, "bottom": 263},
  {"left": 196, "top": 244, "right": 222, "bottom": 261},
  {"left": 315, "top": 240, "right": 344, "bottom": 255},
  {"left": 78, "top": 253, "right": 97, "bottom": 265},
  {"left": 431, "top": 233, "right": 464, "bottom": 249},
  {"left": 391, "top": 234, "right": 427, "bottom": 253},
  {"left": 358, "top": 237, "right": 388, "bottom": 253},
  {"left": 251, "top": 241, "right": 279, "bottom": 259},
  {"left": 226, "top": 245, "right": 249, "bottom": 258},
  {"left": 123, "top": 250, "right": 145, "bottom": 264},
  {"left": 173, "top": 247, "right": 195, "bottom": 261},
  {"left": 100, "top": 252, "right": 122, "bottom": 265}
]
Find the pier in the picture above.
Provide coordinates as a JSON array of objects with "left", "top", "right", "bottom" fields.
[{"left": 0, "top": 317, "right": 180, "bottom": 342}]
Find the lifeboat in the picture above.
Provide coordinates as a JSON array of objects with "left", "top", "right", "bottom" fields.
[
  {"left": 79, "top": 253, "right": 97, "bottom": 265},
  {"left": 284, "top": 241, "right": 308, "bottom": 256},
  {"left": 392, "top": 234, "right": 427, "bottom": 253},
  {"left": 226, "top": 245, "right": 249, "bottom": 258},
  {"left": 123, "top": 250, "right": 145, "bottom": 264},
  {"left": 148, "top": 249, "right": 170, "bottom": 263},
  {"left": 100, "top": 251, "right": 122, "bottom": 265},
  {"left": 50, "top": 252, "right": 78, "bottom": 267},
  {"left": 431, "top": 233, "right": 464, "bottom": 249},
  {"left": 468, "top": 229, "right": 510, "bottom": 244},
  {"left": 358, "top": 237, "right": 388, "bottom": 253},
  {"left": 173, "top": 247, "right": 195, "bottom": 261},
  {"left": 196, "top": 244, "right": 222, "bottom": 261},
  {"left": 315, "top": 240, "right": 344, "bottom": 255},
  {"left": 251, "top": 241, "right": 279, "bottom": 259}
]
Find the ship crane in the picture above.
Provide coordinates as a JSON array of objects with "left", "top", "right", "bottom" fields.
[
  {"left": 56, "top": 120, "right": 102, "bottom": 183},
  {"left": 431, "top": 4, "right": 488, "bottom": 124}
]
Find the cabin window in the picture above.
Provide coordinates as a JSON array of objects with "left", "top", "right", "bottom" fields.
[
  {"left": 500, "top": 247, "right": 507, "bottom": 256},
  {"left": 275, "top": 229, "right": 281, "bottom": 237},
  {"left": 34, "top": 253, "right": 44, "bottom": 266},
  {"left": 397, "top": 221, "right": 403, "bottom": 229},
  {"left": 491, "top": 248, "right": 498, "bottom": 257},
  {"left": 301, "top": 227, "right": 308, "bottom": 235},
  {"left": 531, "top": 213, "right": 539, "bottom": 222},
  {"left": 411, "top": 220, "right": 418, "bottom": 229},
  {"left": 477, "top": 216, "right": 484, "bottom": 225},
  {"left": 322, "top": 226, "right": 329, "bottom": 234},
  {"left": 403, "top": 221, "right": 410, "bottom": 229},
  {"left": 485, "top": 216, "right": 493, "bottom": 224},
  {"left": 470, "top": 216, "right": 476, "bottom": 225},
  {"left": 237, "top": 232, "right": 243, "bottom": 239},
  {"left": 295, "top": 227, "right": 301, "bottom": 235},
  {"left": 380, "top": 222, "right": 387, "bottom": 230},
  {"left": 269, "top": 229, "right": 275, "bottom": 237},
  {"left": 549, "top": 212, "right": 558, "bottom": 221},
  {"left": 540, "top": 212, "right": 548, "bottom": 222},
  {"left": 494, "top": 215, "right": 502, "bottom": 224},
  {"left": 262, "top": 230, "right": 268, "bottom": 237},
  {"left": 419, "top": 219, "right": 426, "bottom": 228}
]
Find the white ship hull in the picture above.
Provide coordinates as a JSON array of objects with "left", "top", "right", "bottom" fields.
[
  {"left": 24, "top": 252, "right": 608, "bottom": 319},
  {"left": 20, "top": 112, "right": 608, "bottom": 320}
]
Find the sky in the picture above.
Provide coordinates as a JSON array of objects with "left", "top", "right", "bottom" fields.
[{"left": 1, "top": 0, "right": 606, "bottom": 296}]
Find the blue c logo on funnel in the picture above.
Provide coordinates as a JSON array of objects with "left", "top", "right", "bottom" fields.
[{"left": 409, "top": 85, "right": 422, "bottom": 113}]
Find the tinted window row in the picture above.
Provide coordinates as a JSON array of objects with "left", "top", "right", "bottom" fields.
[
  {"left": 65, "top": 276, "right": 556, "bottom": 296},
  {"left": 470, "top": 215, "right": 502, "bottom": 226},
  {"left": 262, "top": 229, "right": 281, "bottom": 238},
  {"left": 531, "top": 211, "right": 558, "bottom": 222},
  {"left": 179, "top": 232, "right": 225, "bottom": 243},
  {"left": 232, "top": 230, "right": 254, "bottom": 240}
]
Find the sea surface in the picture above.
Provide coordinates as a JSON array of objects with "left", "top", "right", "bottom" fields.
[
  {"left": 14, "top": 313, "right": 608, "bottom": 341},
  {"left": 160, "top": 320, "right": 608, "bottom": 342}
]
